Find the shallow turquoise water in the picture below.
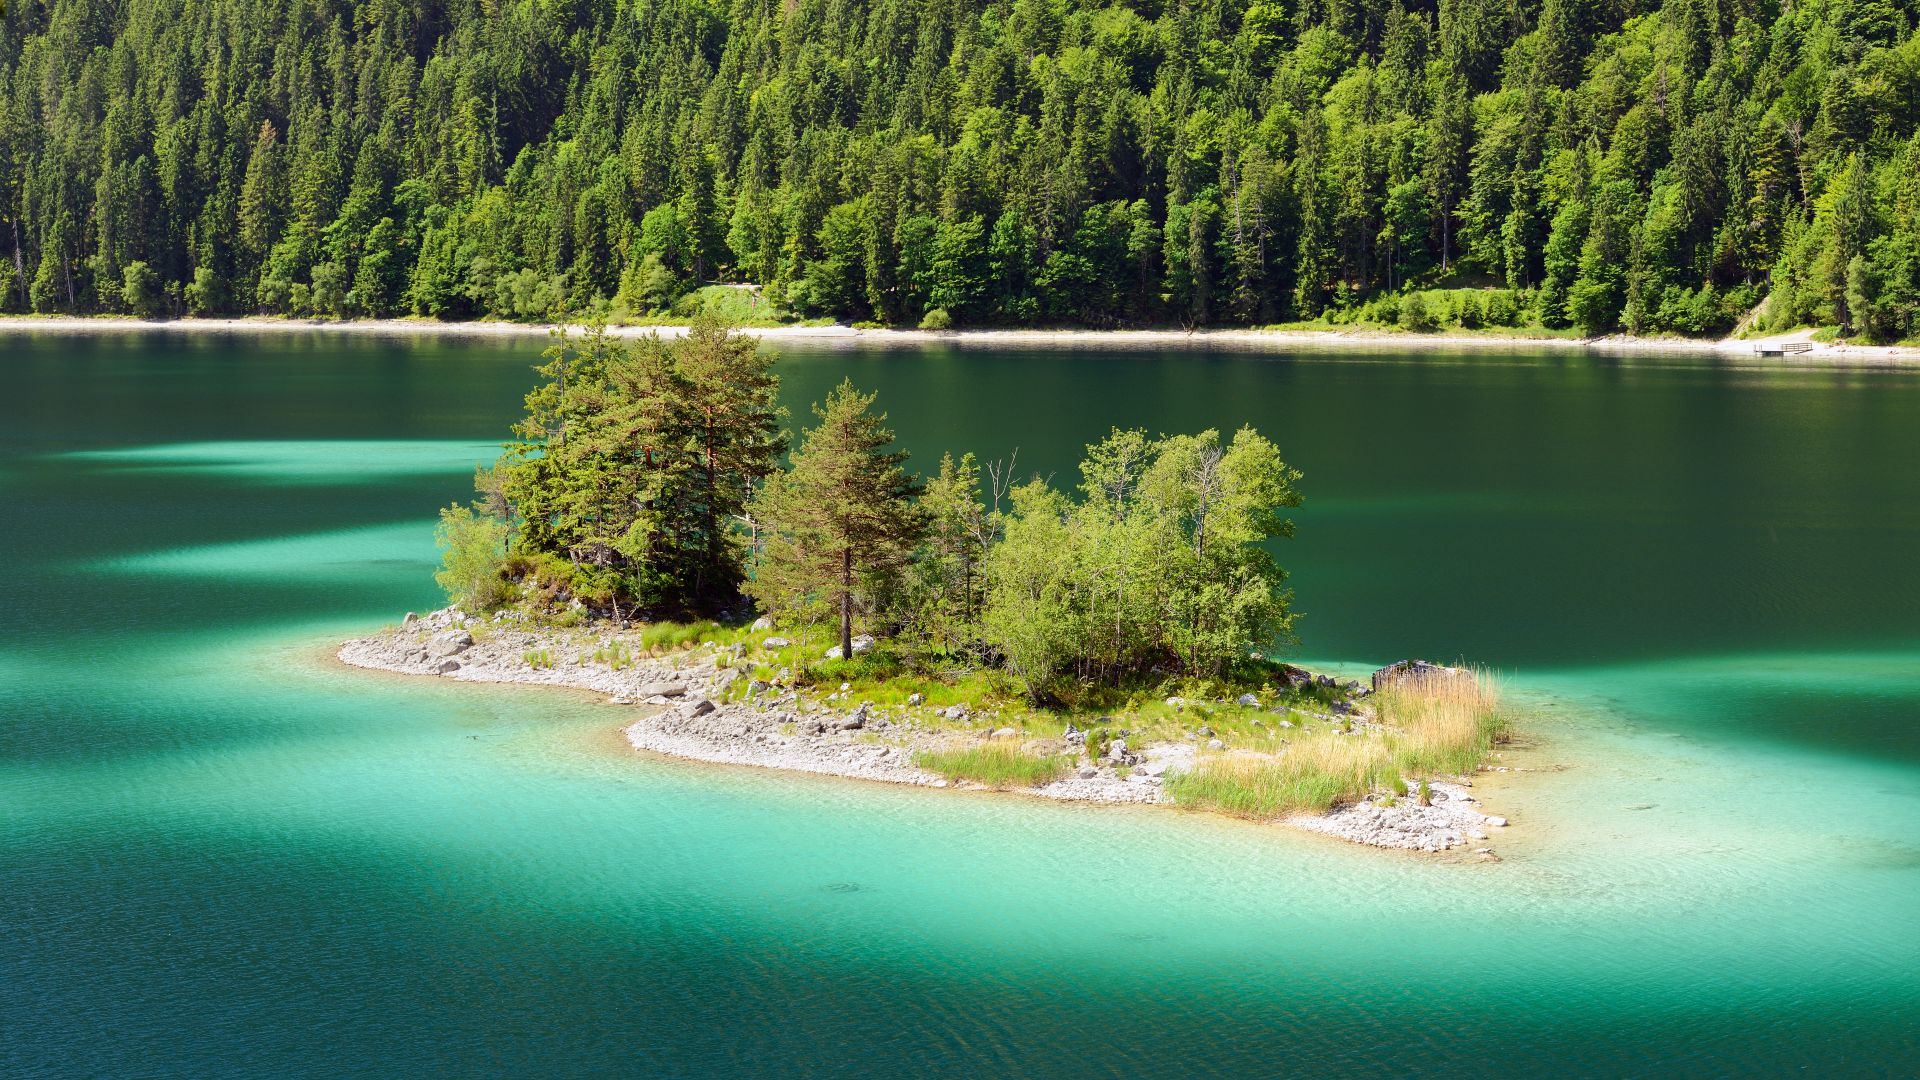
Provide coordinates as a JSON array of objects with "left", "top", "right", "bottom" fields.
[{"left": 4, "top": 332, "right": 1919, "bottom": 1076}]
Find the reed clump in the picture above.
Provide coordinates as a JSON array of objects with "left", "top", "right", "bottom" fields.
[
  {"left": 1375, "top": 668, "right": 1508, "bottom": 777},
  {"left": 1167, "top": 668, "right": 1507, "bottom": 819}
]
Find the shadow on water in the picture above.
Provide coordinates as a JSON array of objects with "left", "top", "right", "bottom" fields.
[{"left": 4, "top": 332, "right": 1919, "bottom": 1076}]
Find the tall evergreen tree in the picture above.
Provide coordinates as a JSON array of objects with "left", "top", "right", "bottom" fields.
[{"left": 746, "top": 380, "right": 925, "bottom": 658}]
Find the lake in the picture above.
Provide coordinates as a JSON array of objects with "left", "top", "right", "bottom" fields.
[{"left": 4, "top": 330, "right": 1918, "bottom": 1077}]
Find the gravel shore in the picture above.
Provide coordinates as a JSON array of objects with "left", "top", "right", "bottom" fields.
[
  {"left": 338, "top": 607, "right": 1510, "bottom": 852},
  {"left": 9, "top": 313, "right": 1916, "bottom": 365}
]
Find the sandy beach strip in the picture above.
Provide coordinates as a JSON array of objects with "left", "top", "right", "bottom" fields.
[{"left": 5, "top": 313, "right": 1918, "bottom": 364}]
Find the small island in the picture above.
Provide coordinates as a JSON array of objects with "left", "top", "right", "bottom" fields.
[{"left": 342, "top": 320, "right": 1513, "bottom": 852}]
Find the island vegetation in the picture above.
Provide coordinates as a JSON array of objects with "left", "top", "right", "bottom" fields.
[
  {"left": 6, "top": 0, "right": 1920, "bottom": 344},
  {"left": 399, "top": 321, "right": 1511, "bottom": 841}
]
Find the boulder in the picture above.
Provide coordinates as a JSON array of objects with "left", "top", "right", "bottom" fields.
[
  {"left": 990, "top": 727, "right": 1018, "bottom": 739},
  {"left": 1276, "top": 664, "right": 1314, "bottom": 690},
  {"left": 1236, "top": 693, "right": 1261, "bottom": 707},
  {"left": 823, "top": 636, "right": 876, "bottom": 661},
  {"left": 1207, "top": 738, "right": 1225, "bottom": 750},
  {"left": 426, "top": 629, "right": 473, "bottom": 658},
  {"left": 907, "top": 692, "right": 925, "bottom": 706},
  {"left": 712, "top": 668, "right": 743, "bottom": 692},
  {"left": 1370, "top": 659, "right": 1472, "bottom": 693},
  {"left": 943, "top": 705, "right": 970, "bottom": 721},
  {"left": 678, "top": 699, "right": 716, "bottom": 719},
  {"left": 433, "top": 659, "right": 461, "bottom": 674},
  {"left": 751, "top": 616, "right": 775, "bottom": 631},
  {"left": 636, "top": 681, "right": 690, "bottom": 698},
  {"left": 763, "top": 636, "right": 794, "bottom": 650},
  {"left": 1140, "top": 761, "right": 1171, "bottom": 778},
  {"left": 1076, "top": 766, "right": 1097, "bottom": 779}
]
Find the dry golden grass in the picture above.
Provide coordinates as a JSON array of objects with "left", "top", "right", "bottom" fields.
[
  {"left": 1375, "top": 668, "right": 1508, "bottom": 777},
  {"left": 1167, "top": 668, "right": 1508, "bottom": 819}
]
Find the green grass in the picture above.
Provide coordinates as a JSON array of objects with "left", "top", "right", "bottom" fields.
[
  {"left": 590, "top": 640, "right": 632, "bottom": 669},
  {"left": 913, "top": 744, "right": 1071, "bottom": 788},
  {"left": 522, "top": 647, "right": 555, "bottom": 669},
  {"left": 1166, "top": 743, "right": 1388, "bottom": 816}
]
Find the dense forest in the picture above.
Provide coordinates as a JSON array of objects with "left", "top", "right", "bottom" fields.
[{"left": 3, "top": 0, "right": 1919, "bottom": 336}]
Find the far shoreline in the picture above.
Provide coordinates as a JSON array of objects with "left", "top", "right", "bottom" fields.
[{"left": 4, "top": 313, "right": 1917, "bottom": 364}]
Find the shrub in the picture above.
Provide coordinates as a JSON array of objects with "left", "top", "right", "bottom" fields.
[
  {"left": 1398, "top": 292, "right": 1436, "bottom": 331},
  {"left": 185, "top": 267, "right": 228, "bottom": 315},
  {"left": 919, "top": 306, "right": 953, "bottom": 330},
  {"left": 1457, "top": 293, "right": 1483, "bottom": 328},
  {"left": 434, "top": 504, "right": 511, "bottom": 611},
  {"left": 121, "top": 261, "right": 166, "bottom": 317},
  {"left": 1484, "top": 290, "right": 1522, "bottom": 327}
]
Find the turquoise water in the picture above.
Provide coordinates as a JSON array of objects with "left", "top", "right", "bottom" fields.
[{"left": 4, "top": 332, "right": 1919, "bottom": 1076}]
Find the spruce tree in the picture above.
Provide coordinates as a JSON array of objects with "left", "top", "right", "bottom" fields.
[
  {"left": 670, "top": 317, "right": 787, "bottom": 608},
  {"left": 747, "top": 380, "right": 925, "bottom": 658}
]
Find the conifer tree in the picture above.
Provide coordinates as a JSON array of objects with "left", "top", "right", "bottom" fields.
[
  {"left": 747, "top": 380, "right": 925, "bottom": 657},
  {"left": 671, "top": 318, "right": 787, "bottom": 608}
]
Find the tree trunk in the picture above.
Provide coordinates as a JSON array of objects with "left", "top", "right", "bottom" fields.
[
  {"left": 839, "top": 546, "right": 854, "bottom": 659},
  {"left": 701, "top": 414, "right": 718, "bottom": 603},
  {"left": 10, "top": 220, "right": 25, "bottom": 310}
]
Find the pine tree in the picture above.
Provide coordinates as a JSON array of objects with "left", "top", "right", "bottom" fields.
[
  {"left": 747, "top": 380, "right": 925, "bottom": 657},
  {"left": 671, "top": 318, "right": 787, "bottom": 608}
]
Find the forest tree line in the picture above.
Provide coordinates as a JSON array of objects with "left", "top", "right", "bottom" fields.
[{"left": 4, "top": 0, "right": 1920, "bottom": 337}]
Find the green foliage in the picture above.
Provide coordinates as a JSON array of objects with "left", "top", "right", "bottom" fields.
[
  {"left": 120, "top": 262, "right": 164, "bottom": 318},
  {"left": 899, "top": 452, "right": 995, "bottom": 655},
  {"left": 746, "top": 379, "right": 925, "bottom": 657},
  {"left": 918, "top": 307, "right": 953, "bottom": 331},
  {"left": 1397, "top": 293, "right": 1436, "bottom": 331},
  {"left": 434, "top": 504, "right": 511, "bottom": 612},
  {"left": 980, "top": 427, "right": 1302, "bottom": 701},
  {"left": 494, "top": 317, "right": 785, "bottom": 617},
  {"left": 8, "top": 0, "right": 1919, "bottom": 336}
]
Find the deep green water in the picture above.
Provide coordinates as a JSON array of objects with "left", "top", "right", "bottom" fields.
[{"left": 4, "top": 332, "right": 1919, "bottom": 1078}]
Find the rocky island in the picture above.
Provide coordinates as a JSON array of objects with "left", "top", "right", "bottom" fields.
[
  {"left": 341, "top": 607, "right": 1511, "bottom": 852},
  {"left": 346, "top": 321, "right": 1513, "bottom": 853}
]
